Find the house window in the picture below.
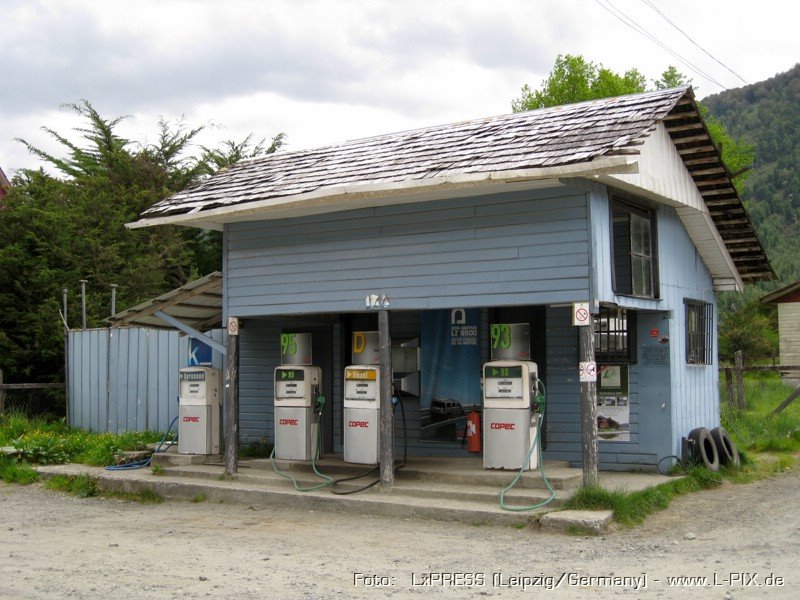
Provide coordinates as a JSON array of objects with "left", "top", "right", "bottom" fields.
[
  {"left": 595, "top": 306, "right": 637, "bottom": 364},
  {"left": 685, "top": 299, "right": 713, "bottom": 365},
  {"left": 612, "top": 199, "right": 658, "bottom": 298}
]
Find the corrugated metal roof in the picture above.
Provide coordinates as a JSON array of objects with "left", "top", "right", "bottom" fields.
[
  {"left": 107, "top": 271, "right": 222, "bottom": 331},
  {"left": 135, "top": 86, "right": 773, "bottom": 282}
]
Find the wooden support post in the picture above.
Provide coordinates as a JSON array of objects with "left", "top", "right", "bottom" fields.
[
  {"left": 579, "top": 318, "right": 599, "bottom": 488},
  {"left": 725, "top": 367, "right": 734, "bottom": 408},
  {"left": 224, "top": 318, "right": 240, "bottom": 476},
  {"left": 378, "top": 309, "right": 394, "bottom": 488},
  {"left": 734, "top": 350, "right": 745, "bottom": 410},
  {"left": 0, "top": 369, "right": 5, "bottom": 416}
]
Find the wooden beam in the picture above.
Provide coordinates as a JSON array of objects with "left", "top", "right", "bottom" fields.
[
  {"left": 379, "top": 309, "right": 394, "bottom": 488},
  {"left": 579, "top": 318, "right": 598, "bottom": 488},
  {"left": 691, "top": 166, "right": 727, "bottom": 176},
  {"left": 224, "top": 318, "right": 240, "bottom": 476},
  {"left": 671, "top": 133, "right": 711, "bottom": 144},
  {"left": 684, "top": 157, "right": 720, "bottom": 167},
  {"left": 678, "top": 145, "right": 716, "bottom": 155},
  {"left": 700, "top": 188, "right": 736, "bottom": 196},
  {"left": 663, "top": 109, "right": 700, "bottom": 121},
  {"left": 664, "top": 122, "right": 704, "bottom": 133}
]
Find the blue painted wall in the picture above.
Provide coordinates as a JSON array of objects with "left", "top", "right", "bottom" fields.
[
  {"left": 225, "top": 181, "right": 722, "bottom": 468},
  {"left": 224, "top": 187, "right": 591, "bottom": 316}
]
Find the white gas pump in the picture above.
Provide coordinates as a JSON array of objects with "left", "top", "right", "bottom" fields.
[
  {"left": 273, "top": 365, "right": 322, "bottom": 461},
  {"left": 482, "top": 360, "right": 541, "bottom": 470},
  {"left": 343, "top": 365, "right": 380, "bottom": 464},
  {"left": 178, "top": 366, "right": 222, "bottom": 455}
]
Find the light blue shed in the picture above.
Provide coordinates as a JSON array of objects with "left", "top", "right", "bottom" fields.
[{"left": 131, "top": 87, "right": 773, "bottom": 471}]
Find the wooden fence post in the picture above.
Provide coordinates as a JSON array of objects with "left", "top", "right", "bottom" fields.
[
  {"left": 0, "top": 369, "right": 5, "bottom": 415},
  {"left": 725, "top": 367, "right": 734, "bottom": 408},
  {"left": 734, "top": 350, "right": 745, "bottom": 410}
]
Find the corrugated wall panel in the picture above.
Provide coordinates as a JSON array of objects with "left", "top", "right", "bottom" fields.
[
  {"left": 69, "top": 328, "right": 223, "bottom": 434},
  {"left": 225, "top": 188, "right": 591, "bottom": 316}
]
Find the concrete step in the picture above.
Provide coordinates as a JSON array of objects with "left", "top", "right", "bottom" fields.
[
  {"left": 35, "top": 464, "right": 553, "bottom": 528},
  {"left": 243, "top": 456, "right": 581, "bottom": 491},
  {"left": 161, "top": 463, "right": 566, "bottom": 508}
]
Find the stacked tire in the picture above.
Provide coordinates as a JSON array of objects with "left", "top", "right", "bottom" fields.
[{"left": 687, "top": 426, "right": 740, "bottom": 471}]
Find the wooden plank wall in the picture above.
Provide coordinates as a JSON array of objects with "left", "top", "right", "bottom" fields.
[{"left": 225, "top": 187, "right": 591, "bottom": 317}]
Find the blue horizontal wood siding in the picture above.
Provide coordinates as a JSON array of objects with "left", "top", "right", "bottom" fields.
[{"left": 224, "top": 187, "right": 591, "bottom": 316}]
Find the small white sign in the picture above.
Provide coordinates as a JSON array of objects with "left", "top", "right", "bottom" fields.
[
  {"left": 573, "top": 302, "right": 591, "bottom": 326},
  {"left": 579, "top": 361, "right": 597, "bottom": 382},
  {"left": 227, "top": 317, "right": 239, "bottom": 336}
]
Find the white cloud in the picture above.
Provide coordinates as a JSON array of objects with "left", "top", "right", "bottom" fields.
[{"left": 1, "top": 0, "right": 798, "bottom": 175}]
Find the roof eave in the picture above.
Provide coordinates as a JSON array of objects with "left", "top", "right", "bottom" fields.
[{"left": 126, "top": 156, "right": 639, "bottom": 230}]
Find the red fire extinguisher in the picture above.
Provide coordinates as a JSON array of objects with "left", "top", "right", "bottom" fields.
[{"left": 466, "top": 410, "right": 481, "bottom": 453}]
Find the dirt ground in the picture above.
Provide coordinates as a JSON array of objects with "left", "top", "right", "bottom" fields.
[{"left": 1, "top": 466, "right": 798, "bottom": 599}]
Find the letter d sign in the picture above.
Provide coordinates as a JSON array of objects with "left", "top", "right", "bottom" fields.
[{"left": 353, "top": 332, "right": 366, "bottom": 354}]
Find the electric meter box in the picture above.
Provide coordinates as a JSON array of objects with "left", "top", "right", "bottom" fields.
[
  {"left": 274, "top": 366, "right": 322, "bottom": 461},
  {"left": 178, "top": 366, "right": 222, "bottom": 455},
  {"left": 343, "top": 365, "right": 380, "bottom": 465},
  {"left": 482, "top": 360, "right": 540, "bottom": 470}
]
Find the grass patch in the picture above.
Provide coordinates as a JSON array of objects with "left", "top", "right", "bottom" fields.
[
  {"left": 565, "top": 524, "right": 600, "bottom": 536},
  {"left": 564, "top": 465, "right": 724, "bottom": 526},
  {"left": 102, "top": 488, "right": 165, "bottom": 504},
  {"left": 45, "top": 474, "right": 99, "bottom": 498},
  {"left": 721, "top": 372, "right": 800, "bottom": 453},
  {"left": 191, "top": 492, "right": 207, "bottom": 503},
  {"left": 151, "top": 464, "right": 165, "bottom": 476},
  {"left": 0, "top": 456, "right": 40, "bottom": 484}
]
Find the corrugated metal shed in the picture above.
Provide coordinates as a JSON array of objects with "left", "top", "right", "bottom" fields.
[
  {"left": 132, "top": 87, "right": 773, "bottom": 282},
  {"left": 107, "top": 271, "right": 222, "bottom": 331}
]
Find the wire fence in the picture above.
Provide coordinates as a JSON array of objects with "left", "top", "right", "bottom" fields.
[{"left": 0, "top": 384, "right": 67, "bottom": 419}]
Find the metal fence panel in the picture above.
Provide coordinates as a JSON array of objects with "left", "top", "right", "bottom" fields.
[{"left": 68, "top": 327, "right": 224, "bottom": 434}]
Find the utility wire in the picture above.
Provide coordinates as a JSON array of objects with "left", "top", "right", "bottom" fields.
[
  {"left": 593, "top": 0, "right": 727, "bottom": 90},
  {"left": 641, "top": 0, "right": 749, "bottom": 85}
]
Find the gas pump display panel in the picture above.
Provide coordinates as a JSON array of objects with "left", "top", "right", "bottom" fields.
[{"left": 274, "top": 368, "right": 308, "bottom": 404}]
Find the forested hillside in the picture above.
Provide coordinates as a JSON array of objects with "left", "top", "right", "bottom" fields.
[
  {"left": 704, "top": 64, "right": 800, "bottom": 287},
  {"left": 703, "top": 64, "right": 799, "bottom": 359}
]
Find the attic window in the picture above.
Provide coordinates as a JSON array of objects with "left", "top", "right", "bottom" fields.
[{"left": 611, "top": 198, "right": 659, "bottom": 299}]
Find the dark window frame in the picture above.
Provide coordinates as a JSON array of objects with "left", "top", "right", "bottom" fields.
[
  {"left": 594, "top": 305, "right": 637, "bottom": 365},
  {"left": 685, "top": 299, "right": 713, "bottom": 365},
  {"left": 610, "top": 197, "right": 660, "bottom": 299}
]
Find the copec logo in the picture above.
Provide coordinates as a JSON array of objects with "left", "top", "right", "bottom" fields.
[
  {"left": 279, "top": 418, "right": 299, "bottom": 426},
  {"left": 348, "top": 420, "right": 369, "bottom": 428},
  {"left": 490, "top": 422, "right": 515, "bottom": 430},
  {"left": 182, "top": 416, "right": 200, "bottom": 423}
]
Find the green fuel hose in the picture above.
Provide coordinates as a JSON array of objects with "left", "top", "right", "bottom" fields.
[
  {"left": 499, "top": 382, "right": 557, "bottom": 512},
  {"left": 270, "top": 395, "right": 334, "bottom": 492}
]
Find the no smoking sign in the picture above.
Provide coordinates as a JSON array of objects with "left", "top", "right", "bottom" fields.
[
  {"left": 579, "top": 361, "right": 597, "bottom": 382},
  {"left": 572, "top": 302, "right": 591, "bottom": 326}
]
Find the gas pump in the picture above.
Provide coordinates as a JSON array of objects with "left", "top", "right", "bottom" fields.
[
  {"left": 178, "top": 366, "right": 222, "bottom": 455},
  {"left": 343, "top": 365, "right": 380, "bottom": 464},
  {"left": 482, "top": 360, "right": 542, "bottom": 470},
  {"left": 273, "top": 365, "right": 323, "bottom": 461}
]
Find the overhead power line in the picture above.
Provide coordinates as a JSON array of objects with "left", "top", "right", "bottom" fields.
[
  {"left": 641, "top": 0, "right": 749, "bottom": 85},
  {"left": 592, "top": 0, "right": 727, "bottom": 90}
]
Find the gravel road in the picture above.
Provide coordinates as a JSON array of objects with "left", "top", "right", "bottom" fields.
[{"left": 1, "top": 465, "right": 798, "bottom": 599}]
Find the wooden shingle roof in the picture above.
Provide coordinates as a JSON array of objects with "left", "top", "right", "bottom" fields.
[{"left": 136, "top": 86, "right": 773, "bottom": 282}]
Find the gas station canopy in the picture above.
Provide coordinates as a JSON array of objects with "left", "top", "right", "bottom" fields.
[{"left": 107, "top": 271, "right": 222, "bottom": 332}]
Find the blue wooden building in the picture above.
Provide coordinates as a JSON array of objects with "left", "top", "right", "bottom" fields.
[{"left": 131, "top": 87, "right": 773, "bottom": 471}]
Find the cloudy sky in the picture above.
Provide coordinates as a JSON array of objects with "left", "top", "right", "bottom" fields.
[{"left": 1, "top": 0, "right": 797, "bottom": 175}]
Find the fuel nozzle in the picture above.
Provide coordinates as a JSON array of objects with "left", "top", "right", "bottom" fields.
[{"left": 314, "top": 389, "right": 325, "bottom": 415}]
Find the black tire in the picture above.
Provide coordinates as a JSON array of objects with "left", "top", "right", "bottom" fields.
[
  {"left": 688, "top": 427, "right": 720, "bottom": 471},
  {"left": 710, "top": 426, "right": 740, "bottom": 468}
]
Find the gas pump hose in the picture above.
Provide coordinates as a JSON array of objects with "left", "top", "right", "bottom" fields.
[
  {"left": 330, "top": 393, "right": 408, "bottom": 495},
  {"left": 104, "top": 415, "right": 179, "bottom": 471},
  {"left": 270, "top": 395, "right": 334, "bottom": 492},
  {"left": 499, "top": 382, "right": 557, "bottom": 512}
]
